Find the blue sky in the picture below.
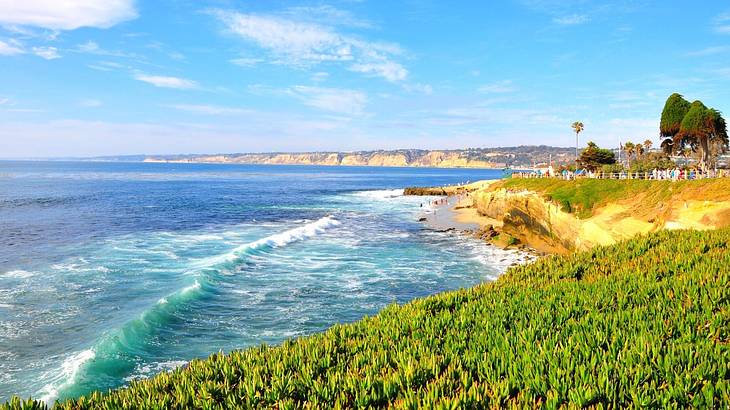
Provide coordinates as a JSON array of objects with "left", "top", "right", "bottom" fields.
[{"left": 1, "top": 0, "right": 729, "bottom": 157}]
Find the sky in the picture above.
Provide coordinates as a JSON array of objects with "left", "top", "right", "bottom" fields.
[{"left": 1, "top": 0, "right": 730, "bottom": 157}]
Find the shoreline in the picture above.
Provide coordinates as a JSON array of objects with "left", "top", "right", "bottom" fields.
[{"left": 410, "top": 179, "right": 548, "bottom": 257}]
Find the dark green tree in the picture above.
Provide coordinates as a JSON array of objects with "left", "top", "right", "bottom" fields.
[
  {"left": 706, "top": 108, "right": 729, "bottom": 169},
  {"left": 659, "top": 93, "right": 691, "bottom": 154},
  {"left": 577, "top": 141, "right": 616, "bottom": 171}
]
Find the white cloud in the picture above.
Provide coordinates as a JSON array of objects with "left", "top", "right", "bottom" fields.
[
  {"left": 230, "top": 57, "right": 264, "bottom": 67},
  {"left": 714, "top": 12, "right": 730, "bottom": 34},
  {"left": 281, "top": 5, "right": 373, "bottom": 29},
  {"left": 87, "top": 60, "right": 125, "bottom": 71},
  {"left": 32, "top": 46, "right": 60, "bottom": 60},
  {"left": 133, "top": 73, "right": 198, "bottom": 90},
  {"left": 77, "top": 40, "right": 100, "bottom": 53},
  {"left": 685, "top": 46, "right": 730, "bottom": 57},
  {"left": 553, "top": 14, "right": 589, "bottom": 25},
  {"left": 311, "top": 71, "right": 329, "bottom": 82},
  {"left": 0, "top": 97, "right": 10, "bottom": 105},
  {"left": 0, "top": 0, "right": 137, "bottom": 30},
  {"left": 0, "top": 39, "right": 24, "bottom": 55},
  {"left": 478, "top": 80, "right": 516, "bottom": 94},
  {"left": 288, "top": 86, "right": 367, "bottom": 116},
  {"left": 214, "top": 10, "right": 407, "bottom": 82},
  {"left": 403, "top": 83, "right": 433, "bottom": 95},
  {"left": 349, "top": 61, "right": 407, "bottom": 82},
  {"left": 80, "top": 99, "right": 102, "bottom": 107},
  {"left": 168, "top": 104, "right": 254, "bottom": 116},
  {"left": 74, "top": 40, "right": 135, "bottom": 58}
]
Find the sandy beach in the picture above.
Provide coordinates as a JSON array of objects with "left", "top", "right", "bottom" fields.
[{"left": 414, "top": 179, "right": 503, "bottom": 232}]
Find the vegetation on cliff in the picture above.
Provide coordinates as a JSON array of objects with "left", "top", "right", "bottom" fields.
[
  {"left": 576, "top": 141, "right": 616, "bottom": 171},
  {"left": 500, "top": 177, "right": 730, "bottom": 218},
  {"left": 5, "top": 227, "right": 730, "bottom": 409}
]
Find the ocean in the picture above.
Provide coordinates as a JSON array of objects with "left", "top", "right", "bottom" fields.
[{"left": 0, "top": 161, "right": 526, "bottom": 404}]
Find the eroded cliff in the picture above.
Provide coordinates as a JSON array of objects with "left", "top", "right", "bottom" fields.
[{"left": 470, "top": 179, "right": 730, "bottom": 254}]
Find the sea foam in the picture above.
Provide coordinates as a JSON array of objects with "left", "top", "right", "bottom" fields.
[
  {"left": 38, "top": 349, "right": 96, "bottom": 405},
  {"left": 352, "top": 189, "right": 404, "bottom": 200},
  {"left": 195, "top": 216, "right": 342, "bottom": 267}
]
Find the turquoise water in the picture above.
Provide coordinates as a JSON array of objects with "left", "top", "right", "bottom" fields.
[{"left": 0, "top": 162, "right": 528, "bottom": 404}]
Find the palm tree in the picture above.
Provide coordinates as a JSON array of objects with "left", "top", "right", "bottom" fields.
[
  {"left": 572, "top": 121, "right": 584, "bottom": 168},
  {"left": 633, "top": 144, "right": 645, "bottom": 160},
  {"left": 623, "top": 141, "right": 635, "bottom": 166},
  {"left": 643, "top": 139, "right": 653, "bottom": 152}
]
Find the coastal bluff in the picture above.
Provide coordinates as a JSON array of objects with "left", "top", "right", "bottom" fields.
[{"left": 409, "top": 178, "right": 730, "bottom": 254}]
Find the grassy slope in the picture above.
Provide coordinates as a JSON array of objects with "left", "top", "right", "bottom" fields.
[
  {"left": 499, "top": 178, "right": 730, "bottom": 218},
  {"left": 5, "top": 228, "right": 730, "bottom": 409}
]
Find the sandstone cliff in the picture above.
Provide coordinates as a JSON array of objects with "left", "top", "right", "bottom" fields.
[
  {"left": 470, "top": 181, "right": 730, "bottom": 254},
  {"left": 145, "top": 150, "right": 503, "bottom": 168}
]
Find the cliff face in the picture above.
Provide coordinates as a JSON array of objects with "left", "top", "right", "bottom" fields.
[
  {"left": 471, "top": 185, "right": 730, "bottom": 254},
  {"left": 144, "top": 150, "right": 505, "bottom": 168}
]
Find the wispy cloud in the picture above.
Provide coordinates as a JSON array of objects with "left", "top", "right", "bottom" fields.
[
  {"left": 0, "top": 0, "right": 137, "bottom": 30},
  {"left": 403, "top": 83, "right": 433, "bottom": 95},
  {"left": 311, "top": 71, "right": 329, "bottom": 82},
  {"left": 281, "top": 5, "right": 374, "bottom": 29},
  {"left": 230, "top": 57, "right": 264, "bottom": 67},
  {"left": 553, "top": 14, "right": 589, "bottom": 25},
  {"left": 349, "top": 61, "right": 407, "bottom": 82},
  {"left": 32, "top": 46, "right": 60, "bottom": 60},
  {"left": 684, "top": 45, "right": 730, "bottom": 57},
  {"left": 213, "top": 10, "right": 407, "bottom": 82},
  {"left": 0, "top": 39, "right": 24, "bottom": 55},
  {"left": 74, "top": 40, "right": 137, "bottom": 58},
  {"left": 287, "top": 86, "right": 368, "bottom": 116},
  {"left": 87, "top": 61, "right": 128, "bottom": 72},
  {"left": 133, "top": 73, "right": 198, "bottom": 89},
  {"left": 714, "top": 12, "right": 730, "bottom": 34},
  {"left": 478, "top": 80, "right": 516, "bottom": 94},
  {"left": 167, "top": 104, "right": 254, "bottom": 116}
]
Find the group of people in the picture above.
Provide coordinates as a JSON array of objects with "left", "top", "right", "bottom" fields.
[{"left": 512, "top": 168, "right": 730, "bottom": 181}]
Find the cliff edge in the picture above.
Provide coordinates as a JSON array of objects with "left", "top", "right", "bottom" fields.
[{"left": 414, "top": 178, "right": 730, "bottom": 254}]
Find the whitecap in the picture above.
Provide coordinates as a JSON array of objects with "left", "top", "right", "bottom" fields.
[
  {"left": 1, "top": 270, "right": 35, "bottom": 279},
  {"left": 351, "top": 189, "right": 404, "bottom": 200},
  {"left": 194, "top": 216, "right": 342, "bottom": 268},
  {"left": 38, "top": 349, "right": 96, "bottom": 405}
]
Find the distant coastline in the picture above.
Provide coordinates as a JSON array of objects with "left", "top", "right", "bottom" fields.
[{"left": 142, "top": 146, "right": 576, "bottom": 169}]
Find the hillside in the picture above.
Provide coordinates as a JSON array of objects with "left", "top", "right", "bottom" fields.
[
  {"left": 142, "top": 146, "right": 575, "bottom": 169},
  {"left": 4, "top": 228, "right": 729, "bottom": 408}
]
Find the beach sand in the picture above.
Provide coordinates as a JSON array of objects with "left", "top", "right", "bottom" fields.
[{"left": 416, "top": 180, "right": 503, "bottom": 233}]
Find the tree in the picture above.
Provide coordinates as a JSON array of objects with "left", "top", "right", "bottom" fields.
[
  {"left": 629, "top": 152, "right": 676, "bottom": 173},
  {"left": 677, "top": 101, "right": 722, "bottom": 170},
  {"left": 660, "top": 93, "right": 691, "bottom": 154},
  {"left": 572, "top": 121, "right": 584, "bottom": 167},
  {"left": 577, "top": 141, "right": 616, "bottom": 171},
  {"left": 643, "top": 139, "right": 653, "bottom": 151},
  {"left": 706, "top": 108, "right": 729, "bottom": 169},
  {"left": 633, "top": 143, "right": 645, "bottom": 160},
  {"left": 623, "top": 141, "right": 635, "bottom": 166}
]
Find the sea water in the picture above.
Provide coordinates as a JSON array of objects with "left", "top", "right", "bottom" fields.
[{"left": 0, "top": 161, "right": 528, "bottom": 404}]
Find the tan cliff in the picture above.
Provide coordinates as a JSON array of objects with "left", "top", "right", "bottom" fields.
[
  {"left": 408, "top": 179, "right": 730, "bottom": 254},
  {"left": 144, "top": 150, "right": 506, "bottom": 169},
  {"left": 470, "top": 183, "right": 730, "bottom": 254}
]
